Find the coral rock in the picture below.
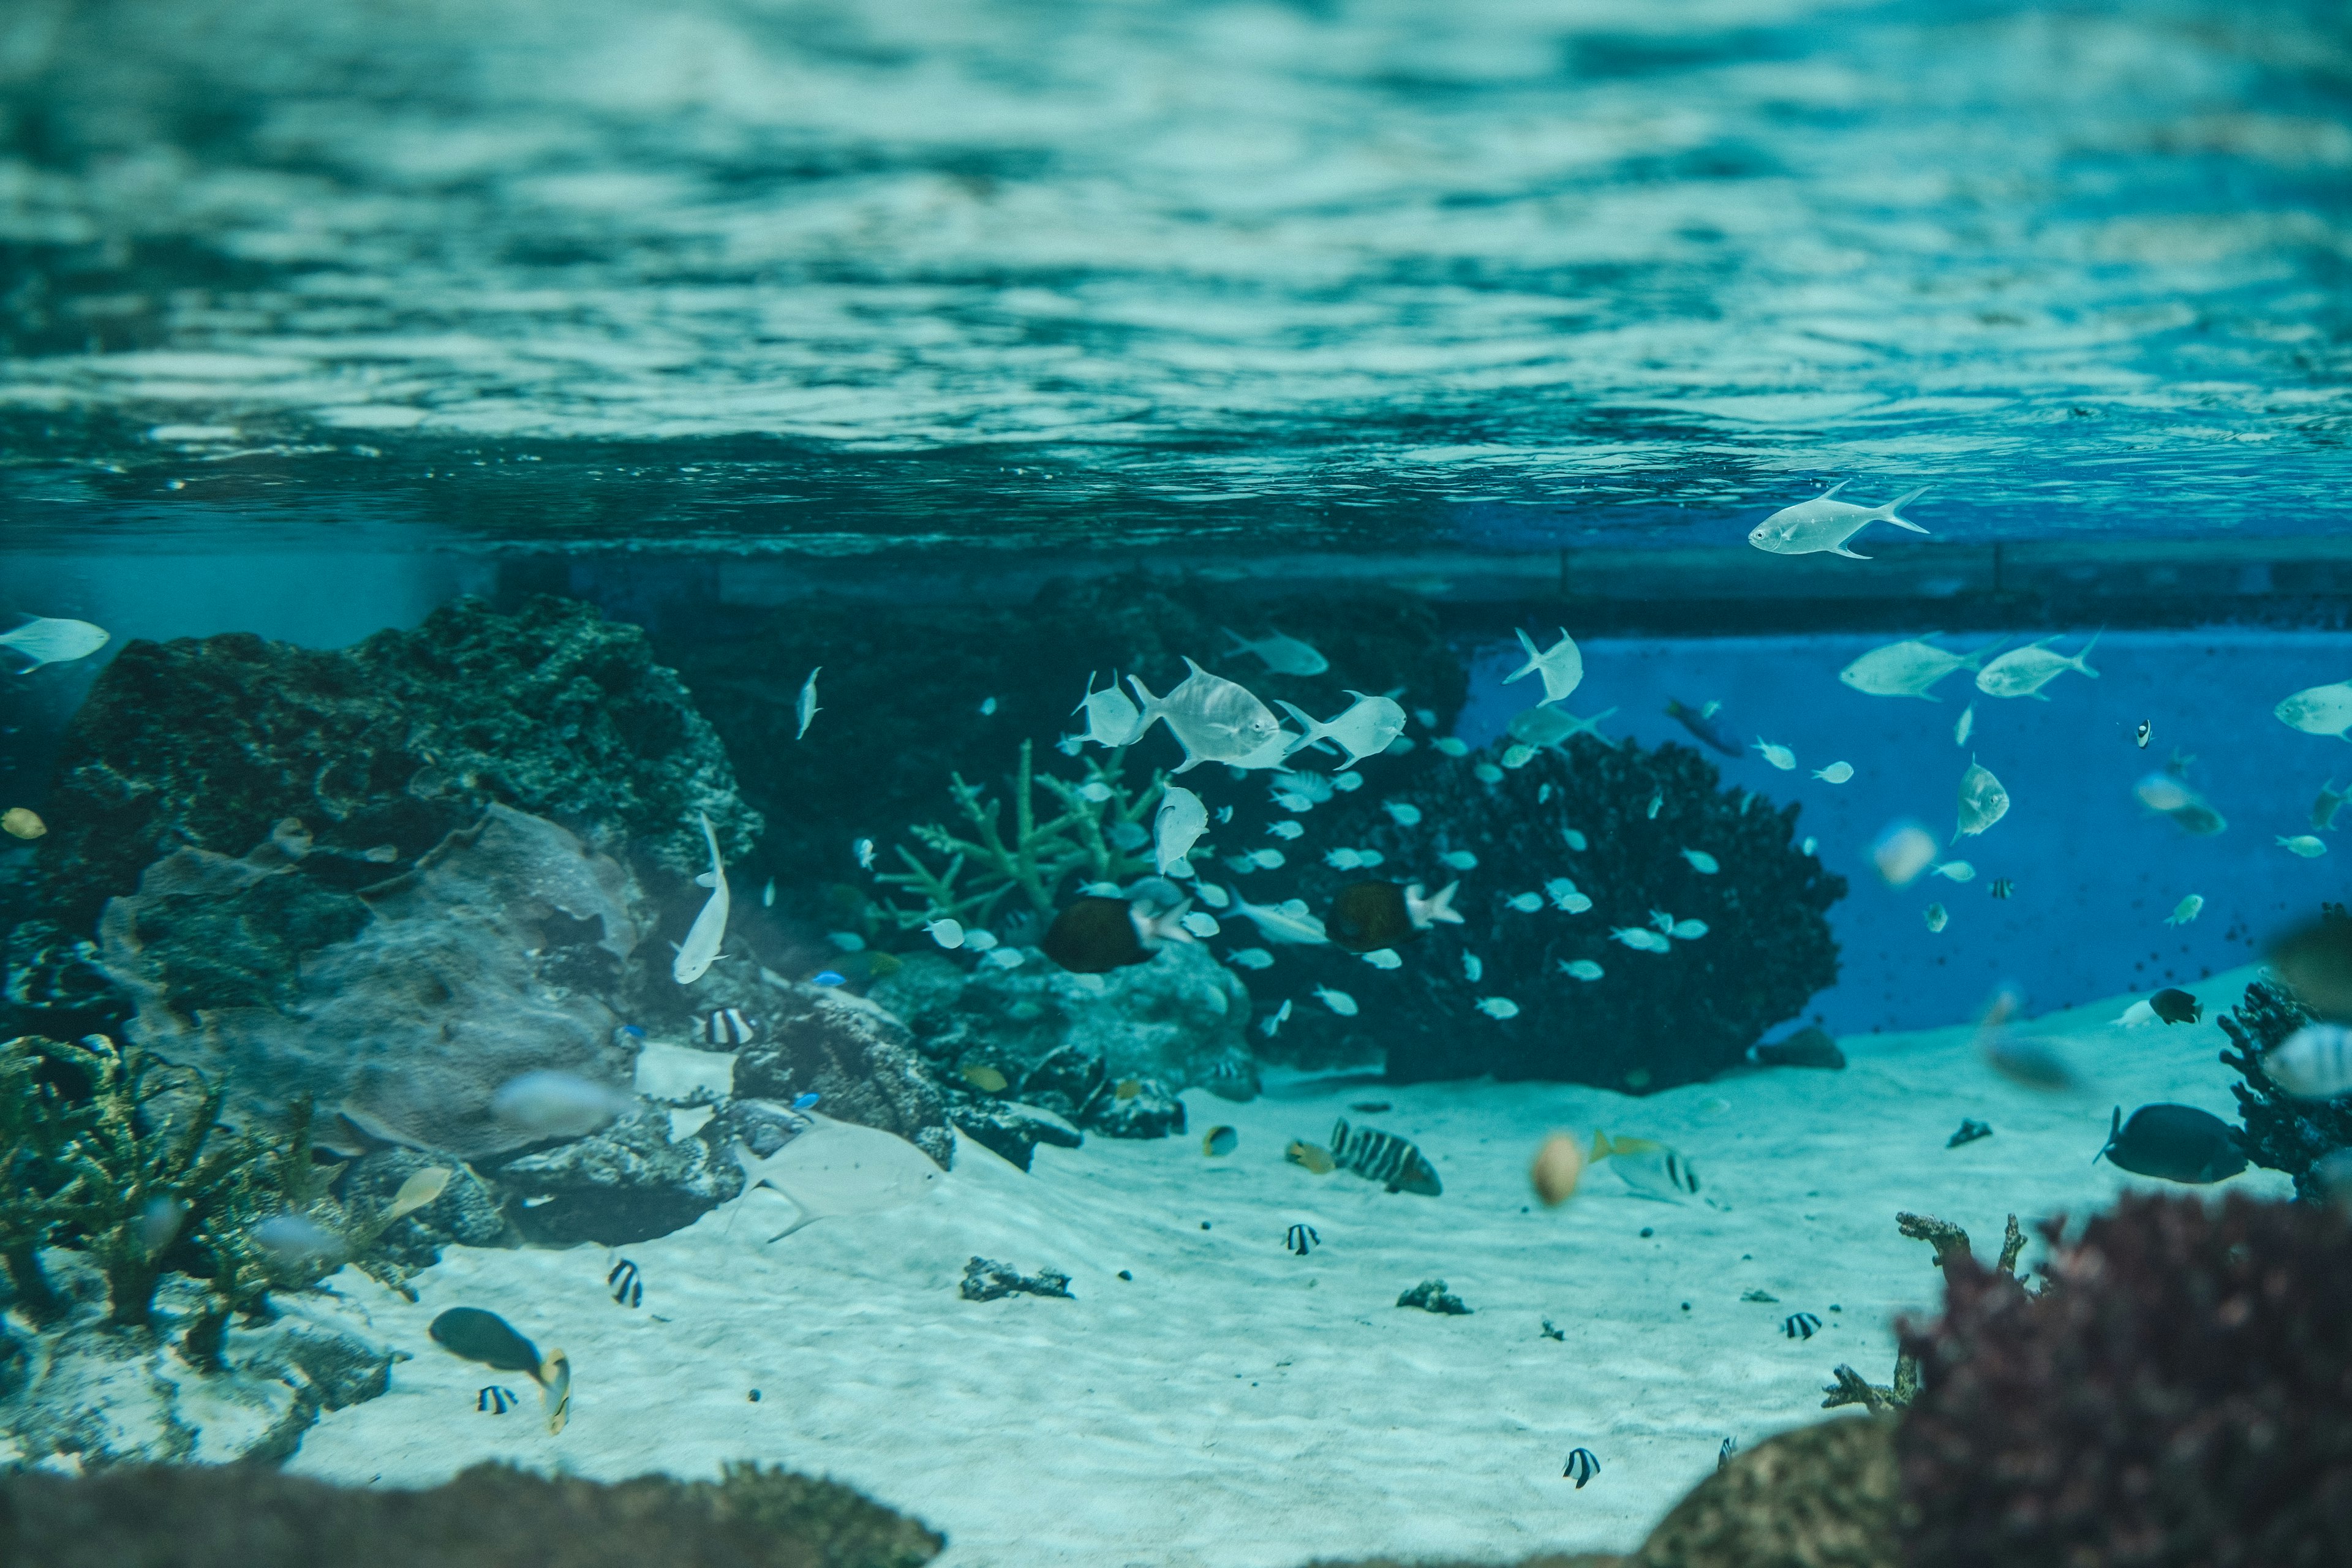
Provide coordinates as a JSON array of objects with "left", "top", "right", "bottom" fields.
[
  {"left": 486, "top": 1109, "right": 736, "bottom": 1246},
  {"left": 733, "top": 986, "right": 955, "bottom": 1169},
  {"left": 1396, "top": 1278, "right": 1471, "bottom": 1314},
  {"left": 958, "top": 1256, "right": 1074, "bottom": 1302},
  {"left": 949, "top": 1100, "right": 1082, "bottom": 1173},
  {"left": 2220, "top": 970, "right": 2350, "bottom": 1202},
  {"left": 1635, "top": 1417, "right": 1899, "bottom": 1568}
]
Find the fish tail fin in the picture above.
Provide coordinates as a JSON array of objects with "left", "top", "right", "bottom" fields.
[
  {"left": 1275, "top": 699, "right": 1331, "bottom": 754},
  {"left": 1958, "top": 636, "right": 2009, "bottom": 671},
  {"left": 1504, "top": 628, "right": 1540, "bottom": 682},
  {"left": 1589, "top": 1129, "right": 1613, "bottom": 1163},
  {"left": 2074, "top": 628, "right": 2103, "bottom": 677},
  {"left": 1219, "top": 628, "right": 1251, "bottom": 657},
  {"left": 1125, "top": 674, "right": 1167, "bottom": 736},
  {"left": 1072, "top": 671, "right": 1099, "bottom": 717},
  {"left": 1878, "top": 486, "right": 1931, "bottom": 532}
]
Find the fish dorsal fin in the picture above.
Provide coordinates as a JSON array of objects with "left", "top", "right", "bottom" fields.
[
  {"left": 1700, "top": 701, "right": 1721, "bottom": 719},
  {"left": 1819, "top": 480, "right": 1850, "bottom": 499}
]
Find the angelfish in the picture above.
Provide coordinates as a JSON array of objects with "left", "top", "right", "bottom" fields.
[
  {"left": 673, "top": 811, "right": 731, "bottom": 984},
  {"left": 1746, "top": 483, "right": 1929, "bottom": 560}
]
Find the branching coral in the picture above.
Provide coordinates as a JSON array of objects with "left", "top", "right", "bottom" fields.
[
  {"left": 2219, "top": 942, "right": 2347, "bottom": 1202},
  {"left": 1896, "top": 1193, "right": 2352, "bottom": 1567},
  {"left": 1823, "top": 1210, "right": 2029, "bottom": 1416},
  {"left": 873, "top": 741, "right": 1182, "bottom": 929},
  {"left": 0, "top": 1036, "right": 75, "bottom": 1323}
]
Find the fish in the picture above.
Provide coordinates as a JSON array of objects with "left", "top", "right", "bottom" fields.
[
  {"left": 1931, "top": 860, "right": 1975, "bottom": 882},
  {"left": 2268, "top": 914, "right": 2352, "bottom": 1020},
  {"left": 1179, "top": 913, "right": 1221, "bottom": 938},
  {"left": 2149, "top": 987, "right": 2202, "bottom": 1025},
  {"left": 1109, "top": 821, "right": 1150, "bottom": 851},
  {"left": 1751, "top": 738, "right": 1796, "bottom": 771},
  {"left": 2262, "top": 1024, "right": 2352, "bottom": 1099},
  {"left": 962, "top": 1065, "right": 1009, "bottom": 1093},
  {"left": 927, "top": 918, "right": 965, "bottom": 949},
  {"left": 1838, "top": 636, "right": 2003, "bottom": 699},
  {"left": 1154, "top": 785, "right": 1209, "bottom": 875},
  {"left": 1073, "top": 672, "right": 1145, "bottom": 748},
  {"left": 1681, "top": 848, "right": 1720, "bottom": 874},
  {"left": 1954, "top": 757, "right": 2010, "bottom": 837},
  {"left": 1276, "top": 693, "right": 1407, "bottom": 766},
  {"left": 608, "top": 1258, "right": 643, "bottom": 1308},
  {"left": 963, "top": 928, "right": 1000, "bottom": 952},
  {"left": 1222, "top": 627, "right": 1329, "bottom": 676},
  {"left": 1, "top": 807, "right": 44, "bottom": 839},
  {"left": 1324, "top": 848, "right": 1366, "bottom": 870},
  {"left": 1590, "top": 1132, "right": 1700, "bottom": 1200},
  {"left": 1041, "top": 894, "right": 1196, "bottom": 973},
  {"left": 1561, "top": 959, "right": 1605, "bottom": 981},
  {"left": 1202, "top": 1126, "right": 1239, "bottom": 1157},
  {"left": 1754, "top": 1027, "right": 1844, "bottom": 1069},
  {"left": 1330, "top": 1117, "right": 1442, "bottom": 1196},
  {"left": 477, "top": 1387, "right": 519, "bottom": 1415},
  {"left": 1563, "top": 1448, "right": 1601, "bottom": 1488},
  {"left": 1871, "top": 821, "right": 1939, "bottom": 884},
  {"left": 1225, "top": 888, "right": 1330, "bottom": 945},
  {"left": 1438, "top": 850, "right": 1478, "bottom": 870},
  {"left": 1975, "top": 633, "right": 2101, "bottom": 700},
  {"left": 1504, "top": 627, "right": 1585, "bottom": 706},
  {"left": 0, "top": 615, "right": 110, "bottom": 672},
  {"left": 2278, "top": 835, "right": 2328, "bottom": 858},
  {"left": 1246, "top": 848, "right": 1287, "bottom": 869},
  {"left": 1544, "top": 877, "right": 1584, "bottom": 910},
  {"left": 795, "top": 667, "right": 821, "bottom": 739},
  {"left": 1463, "top": 952, "right": 1483, "bottom": 981},
  {"left": 251, "top": 1213, "right": 345, "bottom": 1269},
  {"left": 1284, "top": 1222, "right": 1319, "bottom": 1255},
  {"left": 2095, "top": 1104, "right": 2247, "bottom": 1184},
  {"left": 812, "top": 970, "right": 846, "bottom": 987},
  {"left": 695, "top": 1008, "right": 757, "bottom": 1047},
  {"left": 1948, "top": 1118, "right": 1992, "bottom": 1148},
  {"left": 1611, "top": 927, "right": 1670, "bottom": 952},
  {"left": 854, "top": 838, "right": 875, "bottom": 870},
  {"left": 382, "top": 1166, "right": 454, "bottom": 1223},
  {"left": 1313, "top": 984, "right": 1359, "bottom": 1017},
  {"left": 978, "top": 696, "right": 998, "bottom": 716},
  {"left": 491, "top": 1071, "right": 638, "bottom": 1139},
  {"left": 1670, "top": 919, "right": 1708, "bottom": 940},
  {"left": 1563, "top": 828, "right": 1588, "bottom": 851},
  {"left": 1327, "top": 879, "right": 1461, "bottom": 952},
  {"left": 1475, "top": 997, "right": 1520, "bottom": 1019},
  {"left": 673, "top": 812, "right": 732, "bottom": 985},
  {"left": 2274, "top": 680, "right": 2352, "bottom": 740},
  {"left": 2164, "top": 894, "right": 2202, "bottom": 925},
  {"left": 1265, "top": 820, "right": 1304, "bottom": 841},
  {"left": 2133, "top": 771, "right": 2226, "bottom": 836},
  {"left": 1718, "top": 1438, "right": 1739, "bottom": 1470},
  {"left": 1746, "top": 481, "right": 1930, "bottom": 559},
  {"left": 761, "top": 878, "right": 776, "bottom": 907},
  {"left": 2314, "top": 781, "right": 2346, "bottom": 831},
  {"left": 1331, "top": 769, "right": 1365, "bottom": 793},
  {"left": 1259, "top": 998, "right": 1293, "bottom": 1037},
  {"left": 1648, "top": 909, "right": 1677, "bottom": 935},
  {"left": 1507, "top": 892, "right": 1544, "bottom": 913},
  {"left": 1782, "top": 1313, "right": 1822, "bottom": 1340},
  {"left": 1509, "top": 705, "right": 1619, "bottom": 752},
  {"left": 1128, "top": 659, "right": 1286, "bottom": 772},
  {"left": 1530, "top": 1133, "right": 1586, "bottom": 1205},
  {"left": 1473, "top": 763, "right": 1504, "bottom": 784},
  {"left": 1954, "top": 703, "right": 1975, "bottom": 746},
  {"left": 1501, "top": 744, "right": 1539, "bottom": 770},
  {"left": 1990, "top": 878, "right": 2014, "bottom": 899},
  {"left": 1812, "top": 762, "right": 1854, "bottom": 783},
  {"left": 725, "top": 1111, "right": 946, "bottom": 1241},
  {"left": 1664, "top": 698, "right": 1741, "bottom": 756},
  {"left": 1382, "top": 801, "right": 1423, "bottom": 826},
  {"left": 2136, "top": 720, "right": 2152, "bottom": 748},
  {"left": 1432, "top": 737, "right": 1469, "bottom": 757},
  {"left": 1226, "top": 947, "right": 1275, "bottom": 970},
  {"left": 1924, "top": 903, "right": 1949, "bottom": 933},
  {"left": 429, "top": 1308, "right": 571, "bottom": 1433},
  {"left": 1286, "top": 1140, "right": 1336, "bottom": 1174}
]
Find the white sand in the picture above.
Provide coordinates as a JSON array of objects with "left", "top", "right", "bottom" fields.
[{"left": 288, "top": 967, "right": 2289, "bottom": 1567}]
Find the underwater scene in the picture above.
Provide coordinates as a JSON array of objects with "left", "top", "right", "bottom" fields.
[{"left": 3, "top": 1, "right": 2352, "bottom": 1564}]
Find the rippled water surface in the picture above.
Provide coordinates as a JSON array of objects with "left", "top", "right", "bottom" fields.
[{"left": 3, "top": 0, "right": 2348, "bottom": 549}]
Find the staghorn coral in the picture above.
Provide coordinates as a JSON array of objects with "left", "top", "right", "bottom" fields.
[
  {"left": 1823, "top": 1210, "right": 2028, "bottom": 1415},
  {"left": 2220, "top": 956, "right": 2347, "bottom": 1204},
  {"left": 1897, "top": 1192, "right": 2352, "bottom": 1567}
]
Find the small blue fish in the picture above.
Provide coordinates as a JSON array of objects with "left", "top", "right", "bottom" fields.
[
  {"left": 792, "top": 1092, "right": 821, "bottom": 1110},
  {"left": 813, "top": 970, "right": 847, "bottom": 987},
  {"left": 619, "top": 1025, "right": 646, "bottom": 1039}
]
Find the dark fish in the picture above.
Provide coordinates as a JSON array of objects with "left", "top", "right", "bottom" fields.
[
  {"left": 1349, "top": 1100, "right": 1392, "bottom": 1114},
  {"left": 477, "top": 1386, "right": 518, "bottom": 1415},
  {"left": 1563, "top": 1447, "right": 1602, "bottom": 1488},
  {"left": 1203, "top": 1126, "right": 1239, "bottom": 1157},
  {"left": 608, "top": 1258, "right": 643, "bottom": 1309},
  {"left": 1284, "top": 1223, "right": 1318, "bottom": 1256},
  {"left": 430, "top": 1308, "right": 544, "bottom": 1375},
  {"left": 1041, "top": 895, "right": 1191, "bottom": 974},
  {"left": 1947, "top": 1118, "right": 1992, "bottom": 1148},
  {"left": 2149, "top": 987, "right": 2201, "bottom": 1025},
  {"left": 1324, "top": 880, "right": 1461, "bottom": 952},
  {"left": 2095, "top": 1104, "right": 2247, "bottom": 1183},
  {"left": 696, "top": 1008, "right": 756, "bottom": 1046},
  {"left": 2268, "top": 911, "right": 2352, "bottom": 1021},
  {"left": 1752, "top": 1027, "right": 1844, "bottom": 1070},
  {"left": 1330, "top": 1117, "right": 1442, "bottom": 1197},
  {"left": 1782, "top": 1312, "right": 1822, "bottom": 1340},
  {"left": 1540, "top": 1318, "right": 1566, "bottom": 1342},
  {"left": 1663, "top": 698, "right": 1740, "bottom": 757},
  {"left": 1989, "top": 878, "right": 2015, "bottom": 899},
  {"left": 1717, "top": 1438, "right": 1738, "bottom": 1471}
]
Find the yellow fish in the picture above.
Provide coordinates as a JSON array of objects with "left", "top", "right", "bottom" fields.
[
  {"left": 1115, "top": 1078, "right": 1141, "bottom": 1100},
  {"left": 384, "top": 1166, "right": 453, "bottom": 1223},
  {"left": 1284, "top": 1139, "right": 1335, "bottom": 1174},
  {"left": 1203, "top": 1126, "right": 1238, "bottom": 1157},
  {"left": 1589, "top": 1131, "right": 1700, "bottom": 1200},
  {"left": 962, "top": 1065, "right": 1008, "bottom": 1093},
  {"left": 1, "top": 808, "right": 43, "bottom": 840}
]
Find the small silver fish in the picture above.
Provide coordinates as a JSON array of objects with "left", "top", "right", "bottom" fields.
[
  {"left": 1073, "top": 672, "right": 1144, "bottom": 748},
  {"left": 1681, "top": 848, "right": 1720, "bottom": 874},
  {"left": 1226, "top": 947, "right": 1275, "bottom": 970},
  {"left": 673, "top": 812, "right": 731, "bottom": 984},
  {"left": 1361, "top": 948, "right": 1403, "bottom": 970},
  {"left": 491, "top": 1071, "right": 638, "bottom": 1139},
  {"left": 1955, "top": 757, "right": 2010, "bottom": 837},
  {"left": 1954, "top": 703, "right": 1975, "bottom": 746},
  {"left": 1313, "top": 984, "right": 1359, "bottom": 1017},
  {"left": 0, "top": 615, "right": 110, "bottom": 672},
  {"left": 795, "top": 666, "right": 821, "bottom": 739},
  {"left": 1222, "top": 627, "right": 1329, "bottom": 676},
  {"left": 1383, "top": 801, "right": 1423, "bottom": 826},
  {"left": 1474, "top": 997, "right": 1520, "bottom": 1019},
  {"left": 2165, "top": 894, "right": 2203, "bottom": 926},
  {"left": 1924, "top": 903, "right": 1949, "bottom": 932},
  {"left": 1561, "top": 959, "right": 1605, "bottom": 981},
  {"left": 1439, "top": 850, "right": 1479, "bottom": 870},
  {"left": 1154, "top": 785, "right": 1209, "bottom": 875},
  {"left": 1747, "top": 483, "right": 1929, "bottom": 560},
  {"left": 1267, "top": 820, "right": 1303, "bottom": 840},
  {"left": 1505, "top": 627, "right": 1583, "bottom": 706},
  {"left": 1507, "top": 892, "right": 1544, "bottom": 913},
  {"left": 1431, "top": 737, "right": 1469, "bottom": 757},
  {"left": 1259, "top": 998, "right": 1293, "bottom": 1037},
  {"left": 1463, "top": 952, "right": 1483, "bottom": 982},
  {"left": 1751, "top": 738, "right": 1796, "bottom": 771},
  {"left": 978, "top": 696, "right": 998, "bottom": 716},
  {"left": 853, "top": 837, "right": 875, "bottom": 870}
]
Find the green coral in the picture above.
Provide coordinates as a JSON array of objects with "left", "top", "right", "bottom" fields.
[{"left": 873, "top": 741, "right": 1193, "bottom": 929}]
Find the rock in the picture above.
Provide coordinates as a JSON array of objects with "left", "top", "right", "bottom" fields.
[
  {"left": 340, "top": 1148, "right": 512, "bottom": 1270},
  {"left": 870, "top": 944, "right": 1253, "bottom": 1118},
  {"left": 34, "top": 594, "right": 760, "bottom": 935},
  {"left": 1634, "top": 1417, "right": 1899, "bottom": 1568},
  {"left": 1085, "top": 1077, "right": 1186, "bottom": 1139},
  {"left": 1396, "top": 1278, "right": 1471, "bottom": 1315},
  {"left": 1755, "top": 1027, "right": 1845, "bottom": 1069},
  {"left": 950, "top": 1100, "right": 1082, "bottom": 1173},
  {"left": 732, "top": 985, "right": 956, "bottom": 1169},
  {"left": 485, "top": 1109, "right": 736, "bottom": 1246},
  {"left": 98, "top": 805, "right": 647, "bottom": 1157},
  {"left": 958, "top": 1257, "right": 1073, "bottom": 1302},
  {"left": 0, "top": 1253, "right": 396, "bottom": 1469}
]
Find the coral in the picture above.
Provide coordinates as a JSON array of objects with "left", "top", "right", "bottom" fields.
[
  {"left": 1822, "top": 1210, "right": 2027, "bottom": 1415},
  {"left": 959, "top": 1257, "right": 1074, "bottom": 1302},
  {"left": 99, "top": 805, "right": 645, "bottom": 1158},
  {"left": 1254, "top": 735, "right": 1843, "bottom": 1091},
  {"left": 2220, "top": 968, "right": 2347, "bottom": 1202},
  {"left": 1396, "top": 1278, "right": 1471, "bottom": 1314},
  {"left": 1897, "top": 1192, "right": 2352, "bottom": 1567},
  {"left": 0, "top": 1458, "right": 943, "bottom": 1568},
  {"left": 732, "top": 983, "right": 956, "bottom": 1169},
  {"left": 1631, "top": 1417, "right": 1899, "bottom": 1568},
  {"left": 31, "top": 594, "right": 760, "bottom": 936},
  {"left": 482, "top": 1107, "right": 735, "bottom": 1246}
]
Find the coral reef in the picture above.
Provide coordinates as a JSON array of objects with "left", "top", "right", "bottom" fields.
[
  {"left": 2219, "top": 966, "right": 2348, "bottom": 1202},
  {"left": 959, "top": 1257, "right": 1074, "bottom": 1302},
  {"left": 1630, "top": 1417, "right": 1899, "bottom": 1568},
  {"left": 97, "top": 805, "right": 646, "bottom": 1158},
  {"left": 1254, "top": 735, "right": 1842, "bottom": 1091},
  {"left": 31, "top": 594, "right": 760, "bottom": 937},
  {"left": 1897, "top": 1192, "right": 2352, "bottom": 1566},
  {"left": 0, "top": 1458, "right": 943, "bottom": 1568}
]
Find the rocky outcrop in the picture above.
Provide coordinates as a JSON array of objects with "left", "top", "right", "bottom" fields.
[
  {"left": 732, "top": 986, "right": 955, "bottom": 1169},
  {"left": 1634, "top": 1418, "right": 1898, "bottom": 1568}
]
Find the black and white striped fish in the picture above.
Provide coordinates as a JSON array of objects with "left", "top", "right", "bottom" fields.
[
  {"left": 695, "top": 1008, "right": 756, "bottom": 1046},
  {"left": 1329, "top": 1118, "right": 1442, "bottom": 1197},
  {"left": 608, "top": 1258, "right": 643, "bottom": 1308},
  {"left": 1782, "top": 1312, "right": 1822, "bottom": 1340},
  {"left": 477, "top": 1386, "right": 519, "bottom": 1415},
  {"left": 1562, "top": 1447, "right": 1601, "bottom": 1488}
]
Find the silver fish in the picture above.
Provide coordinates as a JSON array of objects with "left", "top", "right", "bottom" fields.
[
  {"left": 1975, "top": 634, "right": 2101, "bottom": 700},
  {"left": 1505, "top": 628, "right": 1583, "bottom": 706},
  {"left": 0, "top": 615, "right": 110, "bottom": 672},
  {"left": 490, "top": 1070, "right": 638, "bottom": 1139},
  {"left": 1278, "top": 692, "right": 1406, "bottom": 766},
  {"left": 673, "top": 812, "right": 731, "bottom": 983},
  {"left": 1225, "top": 888, "right": 1329, "bottom": 944},
  {"left": 1073, "top": 671, "right": 1144, "bottom": 748},
  {"left": 1129, "top": 659, "right": 1284, "bottom": 772},
  {"left": 1154, "top": 785, "right": 1208, "bottom": 875},
  {"left": 2275, "top": 680, "right": 2352, "bottom": 741},
  {"left": 1221, "top": 627, "right": 1328, "bottom": 676},
  {"left": 1838, "top": 636, "right": 2003, "bottom": 700},
  {"left": 1508, "top": 705, "right": 1619, "bottom": 751},
  {"left": 1747, "top": 482, "right": 1929, "bottom": 559},
  {"left": 1955, "top": 758, "right": 2010, "bottom": 837}
]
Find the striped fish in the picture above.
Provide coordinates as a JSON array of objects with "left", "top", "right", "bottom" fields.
[
  {"left": 696, "top": 1008, "right": 756, "bottom": 1047},
  {"left": 1329, "top": 1118, "right": 1442, "bottom": 1197},
  {"left": 2266, "top": 1023, "right": 2352, "bottom": 1100}
]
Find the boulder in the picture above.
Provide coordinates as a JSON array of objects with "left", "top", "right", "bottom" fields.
[
  {"left": 949, "top": 1101, "right": 1082, "bottom": 1173},
  {"left": 486, "top": 1109, "right": 736, "bottom": 1246},
  {"left": 732, "top": 985, "right": 955, "bottom": 1169}
]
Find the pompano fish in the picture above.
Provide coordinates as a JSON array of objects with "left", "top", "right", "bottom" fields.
[
  {"left": 795, "top": 667, "right": 821, "bottom": 739},
  {"left": 1073, "top": 672, "right": 1144, "bottom": 748},
  {"left": 1746, "top": 482, "right": 1929, "bottom": 560},
  {"left": 1222, "top": 627, "right": 1328, "bottom": 676},
  {"left": 1154, "top": 785, "right": 1208, "bottom": 875},
  {"left": 1225, "top": 888, "right": 1330, "bottom": 945},
  {"left": 1838, "top": 636, "right": 2004, "bottom": 699},
  {"left": 1505, "top": 628, "right": 1583, "bottom": 706},
  {"left": 2135, "top": 772, "right": 2226, "bottom": 836},
  {"left": 2275, "top": 680, "right": 2352, "bottom": 740},
  {"left": 1277, "top": 692, "right": 1406, "bottom": 766},
  {"left": 1509, "top": 705, "right": 1619, "bottom": 751},
  {"left": 0, "top": 615, "right": 110, "bottom": 672},
  {"left": 1976, "top": 634, "right": 2101, "bottom": 699},
  {"left": 2313, "top": 780, "right": 2346, "bottom": 831},
  {"left": 673, "top": 812, "right": 731, "bottom": 984},
  {"left": 1956, "top": 758, "right": 2009, "bottom": 837},
  {"left": 1128, "top": 659, "right": 1284, "bottom": 772}
]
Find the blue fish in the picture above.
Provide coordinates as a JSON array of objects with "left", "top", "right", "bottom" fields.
[
  {"left": 619, "top": 1025, "right": 646, "bottom": 1039},
  {"left": 793, "top": 1092, "right": 821, "bottom": 1110},
  {"left": 813, "top": 970, "right": 846, "bottom": 987}
]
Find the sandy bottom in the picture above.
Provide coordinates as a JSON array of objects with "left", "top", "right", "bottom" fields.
[{"left": 288, "top": 967, "right": 2287, "bottom": 1567}]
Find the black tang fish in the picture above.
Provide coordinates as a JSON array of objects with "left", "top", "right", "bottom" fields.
[
  {"left": 1326, "top": 879, "right": 1461, "bottom": 954},
  {"left": 1330, "top": 1117, "right": 1442, "bottom": 1197},
  {"left": 2095, "top": 1104, "right": 2247, "bottom": 1184},
  {"left": 2148, "top": 988, "right": 2202, "bottom": 1025},
  {"left": 1041, "top": 895, "right": 1193, "bottom": 974}
]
